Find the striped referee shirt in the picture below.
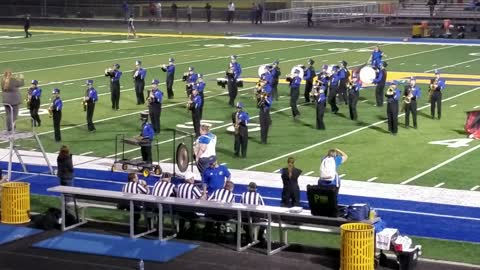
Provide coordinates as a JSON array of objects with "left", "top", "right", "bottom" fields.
[
  {"left": 240, "top": 191, "right": 265, "bottom": 206},
  {"left": 177, "top": 183, "right": 202, "bottom": 199},
  {"left": 122, "top": 182, "right": 148, "bottom": 194},
  {"left": 208, "top": 188, "right": 235, "bottom": 203},
  {"left": 152, "top": 180, "right": 176, "bottom": 197}
]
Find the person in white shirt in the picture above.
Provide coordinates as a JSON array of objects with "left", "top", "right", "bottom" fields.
[
  {"left": 227, "top": 2, "right": 235, "bottom": 23},
  {"left": 194, "top": 122, "right": 217, "bottom": 174}
]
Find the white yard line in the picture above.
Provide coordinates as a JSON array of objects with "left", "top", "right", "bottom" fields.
[
  {"left": 160, "top": 158, "right": 172, "bottom": 162},
  {"left": 424, "top": 58, "right": 480, "bottom": 73},
  {"left": 339, "top": 174, "right": 346, "bottom": 177},
  {"left": 450, "top": 104, "right": 457, "bottom": 108},
  {"left": 244, "top": 86, "right": 480, "bottom": 170},
  {"left": 474, "top": 105, "right": 480, "bottom": 109},
  {"left": 220, "top": 163, "right": 227, "bottom": 166},
  {"left": 304, "top": 171, "right": 315, "bottom": 176},
  {"left": 79, "top": 151, "right": 94, "bottom": 156},
  {"left": 360, "top": 100, "right": 368, "bottom": 103},
  {"left": 367, "top": 177, "right": 378, "bottom": 182},
  {"left": 401, "top": 143, "right": 480, "bottom": 185},
  {"left": 272, "top": 169, "right": 280, "bottom": 173},
  {"left": 434, "top": 182, "right": 445, "bottom": 188},
  {"left": 471, "top": 185, "right": 479, "bottom": 191}
]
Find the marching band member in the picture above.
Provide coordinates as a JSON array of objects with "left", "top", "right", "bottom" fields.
[
  {"left": 404, "top": 77, "right": 421, "bottom": 128},
  {"left": 227, "top": 55, "right": 242, "bottom": 107},
  {"left": 29, "top": 79, "right": 42, "bottom": 127},
  {"left": 271, "top": 60, "right": 281, "bottom": 101},
  {"left": 260, "top": 65, "right": 273, "bottom": 86},
  {"left": 50, "top": 88, "right": 63, "bottom": 142},
  {"left": 303, "top": 59, "right": 315, "bottom": 103},
  {"left": 127, "top": 14, "right": 137, "bottom": 39},
  {"left": 232, "top": 102, "right": 249, "bottom": 158},
  {"left": 140, "top": 116, "right": 154, "bottom": 163},
  {"left": 105, "top": 63, "right": 122, "bottom": 111},
  {"left": 258, "top": 85, "right": 273, "bottom": 144},
  {"left": 317, "top": 64, "right": 330, "bottom": 96},
  {"left": 289, "top": 69, "right": 302, "bottom": 119},
  {"left": 369, "top": 46, "right": 384, "bottom": 68},
  {"left": 133, "top": 60, "right": 147, "bottom": 105},
  {"left": 430, "top": 69, "right": 446, "bottom": 120},
  {"left": 184, "top": 66, "right": 198, "bottom": 97},
  {"left": 195, "top": 123, "right": 217, "bottom": 174},
  {"left": 337, "top": 60, "right": 349, "bottom": 105},
  {"left": 385, "top": 81, "right": 401, "bottom": 135},
  {"left": 195, "top": 74, "right": 206, "bottom": 119},
  {"left": 148, "top": 79, "right": 163, "bottom": 134},
  {"left": 24, "top": 14, "right": 32, "bottom": 38},
  {"left": 162, "top": 57, "right": 175, "bottom": 99},
  {"left": 84, "top": 80, "right": 98, "bottom": 132},
  {"left": 188, "top": 88, "right": 202, "bottom": 138},
  {"left": 328, "top": 66, "right": 340, "bottom": 114},
  {"left": 313, "top": 84, "right": 326, "bottom": 130},
  {"left": 372, "top": 62, "right": 388, "bottom": 107},
  {"left": 348, "top": 74, "right": 362, "bottom": 121}
]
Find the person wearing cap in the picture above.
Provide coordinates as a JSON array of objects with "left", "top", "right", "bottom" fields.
[
  {"left": 177, "top": 171, "right": 206, "bottom": 234},
  {"left": 227, "top": 55, "right": 242, "bottom": 107},
  {"left": 385, "top": 81, "right": 401, "bottom": 135},
  {"left": 338, "top": 61, "right": 350, "bottom": 105},
  {"left": 202, "top": 159, "right": 231, "bottom": 194},
  {"left": 84, "top": 80, "right": 98, "bottom": 132},
  {"left": 140, "top": 115, "right": 154, "bottom": 163},
  {"left": 369, "top": 46, "right": 384, "bottom": 69},
  {"left": 195, "top": 74, "right": 206, "bottom": 119},
  {"left": 240, "top": 182, "right": 266, "bottom": 243},
  {"left": 348, "top": 75, "right": 362, "bottom": 121},
  {"left": 280, "top": 157, "right": 302, "bottom": 207},
  {"left": 105, "top": 63, "right": 122, "bottom": 111},
  {"left": 232, "top": 102, "right": 249, "bottom": 158},
  {"left": 194, "top": 122, "right": 217, "bottom": 173},
  {"left": 260, "top": 65, "right": 273, "bottom": 87},
  {"left": 317, "top": 65, "right": 330, "bottom": 95},
  {"left": 189, "top": 88, "right": 202, "bottom": 138},
  {"left": 289, "top": 69, "right": 302, "bottom": 120},
  {"left": 303, "top": 59, "right": 316, "bottom": 103},
  {"left": 162, "top": 57, "right": 175, "bottom": 99},
  {"left": 28, "top": 79, "right": 42, "bottom": 127},
  {"left": 184, "top": 66, "right": 198, "bottom": 97},
  {"left": 152, "top": 172, "right": 176, "bottom": 197},
  {"left": 259, "top": 88, "right": 273, "bottom": 144},
  {"left": 127, "top": 14, "right": 136, "bottom": 39},
  {"left": 133, "top": 60, "right": 147, "bottom": 105},
  {"left": 271, "top": 60, "right": 281, "bottom": 101},
  {"left": 328, "top": 66, "right": 340, "bottom": 114},
  {"left": 314, "top": 85, "right": 327, "bottom": 130},
  {"left": 50, "top": 88, "right": 63, "bottom": 142},
  {"left": 147, "top": 79, "right": 163, "bottom": 134},
  {"left": 430, "top": 70, "right": 446, "bottom": 120},
  {"left": 373, "top": 62, "right": 388, "bottom": 107},
  {"left": 404, "top": 77, "right": 421, "bottom": 128}
]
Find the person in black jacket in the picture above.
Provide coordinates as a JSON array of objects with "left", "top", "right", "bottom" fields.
[
  {"left": 280, "top": 157, "right": 302, "bottom": 207},
  {"left": 57, "top": 145, "right": 74, "bottom": 186}
]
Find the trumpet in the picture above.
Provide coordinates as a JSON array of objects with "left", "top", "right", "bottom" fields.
[
  {"left": 403, "top": 86, "right": 414, "bottom": 104},
  {"left": 182, "top": 72, "right": 189, "bottom": 82},
  {"left": 386, "top": 86, "right": 395, "bottom": 96},
  {"left": 428, "top": 78, "right": 438, "bottom": 102}
]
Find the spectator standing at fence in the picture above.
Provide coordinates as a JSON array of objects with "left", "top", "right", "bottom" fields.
[
  {"left": 205, "top": 3, "right": 212, "bottom": 22},
  {"left": 1, "top": 70, "right": 23, "bottom": 132},
  {"left": 57, "top": 145, "right": 74, "bottom": 187},
  {"left": 256, "top": 3, "right": 263, "bottom": 24},
  {"left": 171, "top": 3, "right": 178, "bottom": 22},
  {"left": 187, "top": 5, "right": 193, "bottom": 23},
  {"left": 307, "top": 6, "right": 313, "bottom": 27},
  {"left": 250, "top": 3, "right": 256, "bottom": 24},
  {"left": 122, "top": 1, "right": 129, "bottom": 22},
  {"left": 149, "top": 1, "right": 156, "bottom": 23},
  {"left": 280, "top": 157, "right": 302, "bottom": 207},
  {"left": 426, "top": 0, "right": 437, "bottom": 17},
  {"left": 227, "top": 2, "right": 235, "bottom": 23},
  {"left": 155, "top": 1, "right": 162, "bottom": 23}
]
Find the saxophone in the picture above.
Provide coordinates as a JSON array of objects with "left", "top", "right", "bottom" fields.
[
  {"left": 186, "top": 95, "right": 194, "bottom": 111},
  {"left": 404, "top": 86, "right": 413, "bottom": 104},
  {"left": 428, "top": 78, "right": 438, "bottom": 103},
  {"left": 48, "top": 95, "right": 54, "bottom": 118},
  {"left": 257, "top": 92, "right": 268, "bottom": 108},
  {"left": 234, "top": 111, "right": 240, "bottom": 135},
  {"left": 26, "top": 86, "right": 33, "bottom": 108},
  {"left": 82, "top": 88, "right": 88, "bottom": 112}
]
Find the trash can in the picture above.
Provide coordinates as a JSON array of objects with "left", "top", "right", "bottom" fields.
[
  {"left": 0, "top": 182, "right": 30, "bottom": 224},
  {"left": 340, "top": 223, "right": 375, "bottom": 270},
  {"left": 411, "top": 24, "right": 423, "bottom": 38}
]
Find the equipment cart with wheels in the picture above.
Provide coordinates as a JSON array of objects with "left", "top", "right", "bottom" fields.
[{"left": 111, "top": 134, "right": 162, "bottom": 177}]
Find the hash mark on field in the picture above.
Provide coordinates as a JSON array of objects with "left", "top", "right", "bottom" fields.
[
  {"left": 64, "top": 83, "right": 74, "bottom": 86},
  {"left": 367, "top": 177, "right": 377, "bottom": 182},
  {"left": 240, "top": 93, "right": 249, "bottom": 96},
  {"left": 465, "top": 65, "right": 471, "bottom": 68},
  {"left": 432, "top": 64, "right": 437, "bottom": 66},
  {"left": 399, "top": 63, "right": 405, "bottom": 65},
  {"left": 474, "top": 105, "right": 480, "bottom": 109},
  {"left": 471, "top": 185, "right": 480, "bottom": 191},
  {"left": 352, "top": 61, "right": 358, "bottom": 64},
  {"left": 68, "top": 50, "right": 76, "bottom": 52},
  {"left": 99, "top": 85, "right": 107, "bottom": 88},
  {"left": 434, "top": 182, "right": 445, "bottom": 188},
  {"left": 416, "top": 63, "right": 421, "bottom": 66},
  {"left": 220, "top": 163, "right": 227, "bottom": 166},
  {"left": 160, "top": 158, "right": 172, "bottom": 162},
  {"left": 339, "top": 174, "right": 346, "bottom": 177},
  {"left": 264, "top": 57, "right": 270, "bottom": 60},
  {"left": 272, "top": 169, "right": 280, "bottom": 173},
  {"left": 29, "top": 148, "right": 37, "bottom": 151},
  {"left": 79, "top": 151, "right": 93, "bottom": 156},
  {"left": 203, "top": 91, "right": 211, "bottom": 94},
  {"left": 360, "top": 100, "right": 368, "bottom": 103},
  {"left": 450, "top": 104, "right": 457, "bottom": 108},
  {"left": 304, "top": 171, "right": 315, "bottom": 176},
  {"left": 250, "top": 57, "right": 256, "bottom": 59}
]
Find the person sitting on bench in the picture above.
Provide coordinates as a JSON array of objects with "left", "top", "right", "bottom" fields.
[{"left": 118, "top": 173, "right": 149, "bottom": 229}]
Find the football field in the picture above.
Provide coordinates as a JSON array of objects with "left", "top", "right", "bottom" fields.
[{"left": 1, "top": 28, "right": 479, "bottom": 192}]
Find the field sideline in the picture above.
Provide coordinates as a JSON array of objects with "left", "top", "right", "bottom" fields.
[{"left": 0, "top": 28, "right": 479, "bottom": 192}]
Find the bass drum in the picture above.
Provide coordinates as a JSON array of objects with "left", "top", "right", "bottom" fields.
[
  {"left": 176, "top": 143, "right": 190, "bottom": 173},
  {"left": 359, "top": 66, "right": 377, "bottom": 84}
]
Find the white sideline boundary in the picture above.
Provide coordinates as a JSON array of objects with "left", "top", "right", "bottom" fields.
[{"left": 1, "top": 148, "right": 480, "bottom": 209}]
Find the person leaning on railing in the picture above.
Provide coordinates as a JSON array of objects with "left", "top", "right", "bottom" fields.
[{"left": 1, "top": 70, "right": 24, "bottom": 132}]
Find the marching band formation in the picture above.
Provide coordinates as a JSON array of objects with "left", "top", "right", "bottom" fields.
[{"left": 17, "top": 45, "right": 448, "bottom": 161}]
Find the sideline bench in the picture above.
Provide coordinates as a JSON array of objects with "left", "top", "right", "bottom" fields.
[{"left": 48, "top": 185, "right": 376, "bottom": 255}]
